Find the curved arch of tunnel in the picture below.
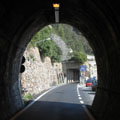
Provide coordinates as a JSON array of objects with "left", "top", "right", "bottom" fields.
[{"left": 0, "top": 1, "right": 120, "bottom": 120}]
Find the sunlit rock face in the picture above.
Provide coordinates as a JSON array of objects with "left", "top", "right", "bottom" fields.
[{"left": 21, "top": 47, "right": 61, "bottom": 96}]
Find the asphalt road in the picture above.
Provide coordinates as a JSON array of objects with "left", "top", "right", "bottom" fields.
[{"left": 11, "top": 83, "right": 95, "bottom": 120}]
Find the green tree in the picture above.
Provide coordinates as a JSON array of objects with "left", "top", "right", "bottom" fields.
[
  {"left": 52, "top": 24, "right": 93, "bottom": 55},
  {"left": 28, "top": 26, "right": 62, "bottom": 63},
  {"left": 28, "top": 24, "right": 92, "bottom": 63},
  {"left": 70, "top": 51, "right": 87, "bottom": 64},
  {"left": 29, "top": 26, "right": 52, "bottom": 47},
  {"left": 38, "top": 40, "right": 62, "bottom": 63}
]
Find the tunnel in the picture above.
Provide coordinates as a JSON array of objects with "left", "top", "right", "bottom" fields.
[{"left": 0, "top": 0, "right": 120, "bottom": 120}]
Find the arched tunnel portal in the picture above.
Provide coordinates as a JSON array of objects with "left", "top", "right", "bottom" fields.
[{"left": 0, "top": 0, "right": 120, "bottom": 120}]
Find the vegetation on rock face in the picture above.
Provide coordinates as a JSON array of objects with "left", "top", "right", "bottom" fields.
[
  {"left": 29, "top": 26, "right": 62, "bottom": 63},
  {"left": 52, "top": 24, "right": 93, "bottom": 55},
  {"left": 29, "top": 26, "right": 52, "bottom": 47},
  {"left": 38, "top": 39, "right": 62, "bottom": 63},
  {"left": 69, "top": 51, "right": 87, "bottom": 64},
  {"left": 24, "top": 93, "right": 33, "bottom": 101},
  {"left": 51, "top": 24, "right": 92, "bottom": 63},
  {"left": 28, "top": 24, "right": 93, "bottom": 64}
]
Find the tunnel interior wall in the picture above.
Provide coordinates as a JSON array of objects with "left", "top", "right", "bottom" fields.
[{"left": 0, "top": 0, "right": 120, "bottom": 120}]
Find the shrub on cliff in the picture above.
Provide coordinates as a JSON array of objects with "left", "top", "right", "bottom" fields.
[
  {"left": 28, "top": 26, "right": 62, "bottom": 63},
  {"left": 69, "top": 51, "right": 87, "bottom": 64},
  {"left": 37, "top": 39, "right": 62, "bottom": 63}
]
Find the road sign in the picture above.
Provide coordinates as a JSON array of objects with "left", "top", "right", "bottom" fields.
[{"left": 80, "top": 65, "right": 87, "bottom": 72}]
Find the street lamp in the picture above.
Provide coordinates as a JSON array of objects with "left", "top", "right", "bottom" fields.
[
  {"left": 35, "top": 38, "right": 51, "bottom": 46},
  {"left": 53, "top": 3, "right": 60, "bottom": 23}
]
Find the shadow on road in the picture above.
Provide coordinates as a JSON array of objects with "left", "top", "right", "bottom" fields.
[
  {"left": 12, "top": 101, "right": 93, "bottom": 120},
  {"left": 82, "top": 87, "right": 96, "bottom": 95},
  {"left": 88, "top": 92, "right": 95, "bottom": 95}
]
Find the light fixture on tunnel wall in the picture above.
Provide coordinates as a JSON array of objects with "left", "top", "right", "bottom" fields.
[
  {"left": 20, "top": 56, "right": 25, "bottom": 73},
  {"left": 53, "top": 3, "right": 60, "bottom": 23}
]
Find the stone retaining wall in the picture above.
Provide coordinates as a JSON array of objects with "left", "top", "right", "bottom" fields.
[{"left": 21, "top": 47, "right": 62, "bottom": 96}]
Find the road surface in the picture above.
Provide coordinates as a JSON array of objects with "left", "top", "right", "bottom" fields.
[{"left": 11, "top": 83, "right": 95, "bottom": 120}]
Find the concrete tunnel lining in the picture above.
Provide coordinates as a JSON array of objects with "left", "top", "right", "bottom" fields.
[{"left": 0, "top": 0, "right": 120, "bottom": 120}]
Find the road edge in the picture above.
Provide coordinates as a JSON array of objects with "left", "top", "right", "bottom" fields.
[{"left": 10, "top": 83, "right": 65, "bottom": 120}]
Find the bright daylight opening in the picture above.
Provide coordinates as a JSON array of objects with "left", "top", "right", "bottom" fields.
[{"left": 20, "top": 24, "right": 97, "bottom": 118}]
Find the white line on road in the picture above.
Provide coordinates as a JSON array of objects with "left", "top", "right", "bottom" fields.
[
  {"left": 77, "top": 84, "right": 95, "bottom": 120},
  {"left": 77, "top": 84, "right": 80, "bottom": 96},
  {"left": 77, "top": 84, "right": 85, "bottom": 104},
  {"left": 79, "top": 97, "right": 82, "bottom": 100},
  {"left": 78, "top": 84, "right": 81, "bottom": 88},
  {"left": 80, "top": 101, "right": 84, "bottom": 104},
  {"left": 10, "top": 84, "right": 65, "bottom": 120}
]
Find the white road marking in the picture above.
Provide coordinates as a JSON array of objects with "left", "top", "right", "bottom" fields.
[
  {"left": 77, "top": 84, "right": 85, "bottom": 104},
  {"left": 82, "top": 105, "right": 95, "bottom": 120},
  {"left": 77, "top": 84, "right": 80, "bottom": 96},
  {"left": 79, "top": 97, "right": 82, "bottom": 100},
  {"left": 80, "top": 101, "right": 84, "bottom": 104},
  {"left": 77, "top": 84, "right": 95, "bottom": 120},
  {"left": 10, "top": 84, "right": 65, "bottom": 120},
  {"left": 78, "top": 84, "right": 81, "bottom": 88}
]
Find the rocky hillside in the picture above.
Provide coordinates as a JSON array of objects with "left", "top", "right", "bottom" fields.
[
  {"left": 51, "top": 33, "right": 71, "bottom": 61},
  {"left": 52, "top": 24, "right": 93, "bottom": 55}
]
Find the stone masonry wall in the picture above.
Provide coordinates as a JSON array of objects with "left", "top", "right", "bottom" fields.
[{"left": 21, "top": 47, "right": 62, "bottom": 96}]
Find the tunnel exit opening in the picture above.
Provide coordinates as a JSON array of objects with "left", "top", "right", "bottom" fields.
[
  {"left": 6, "top": 18, "right": 100, "bottom": 120},
  {"left": 0, "top": 1, "right": 119, "bottom": 120},
  {"left": 18, "top": 23, "right": 97, "bottom": 117}
]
